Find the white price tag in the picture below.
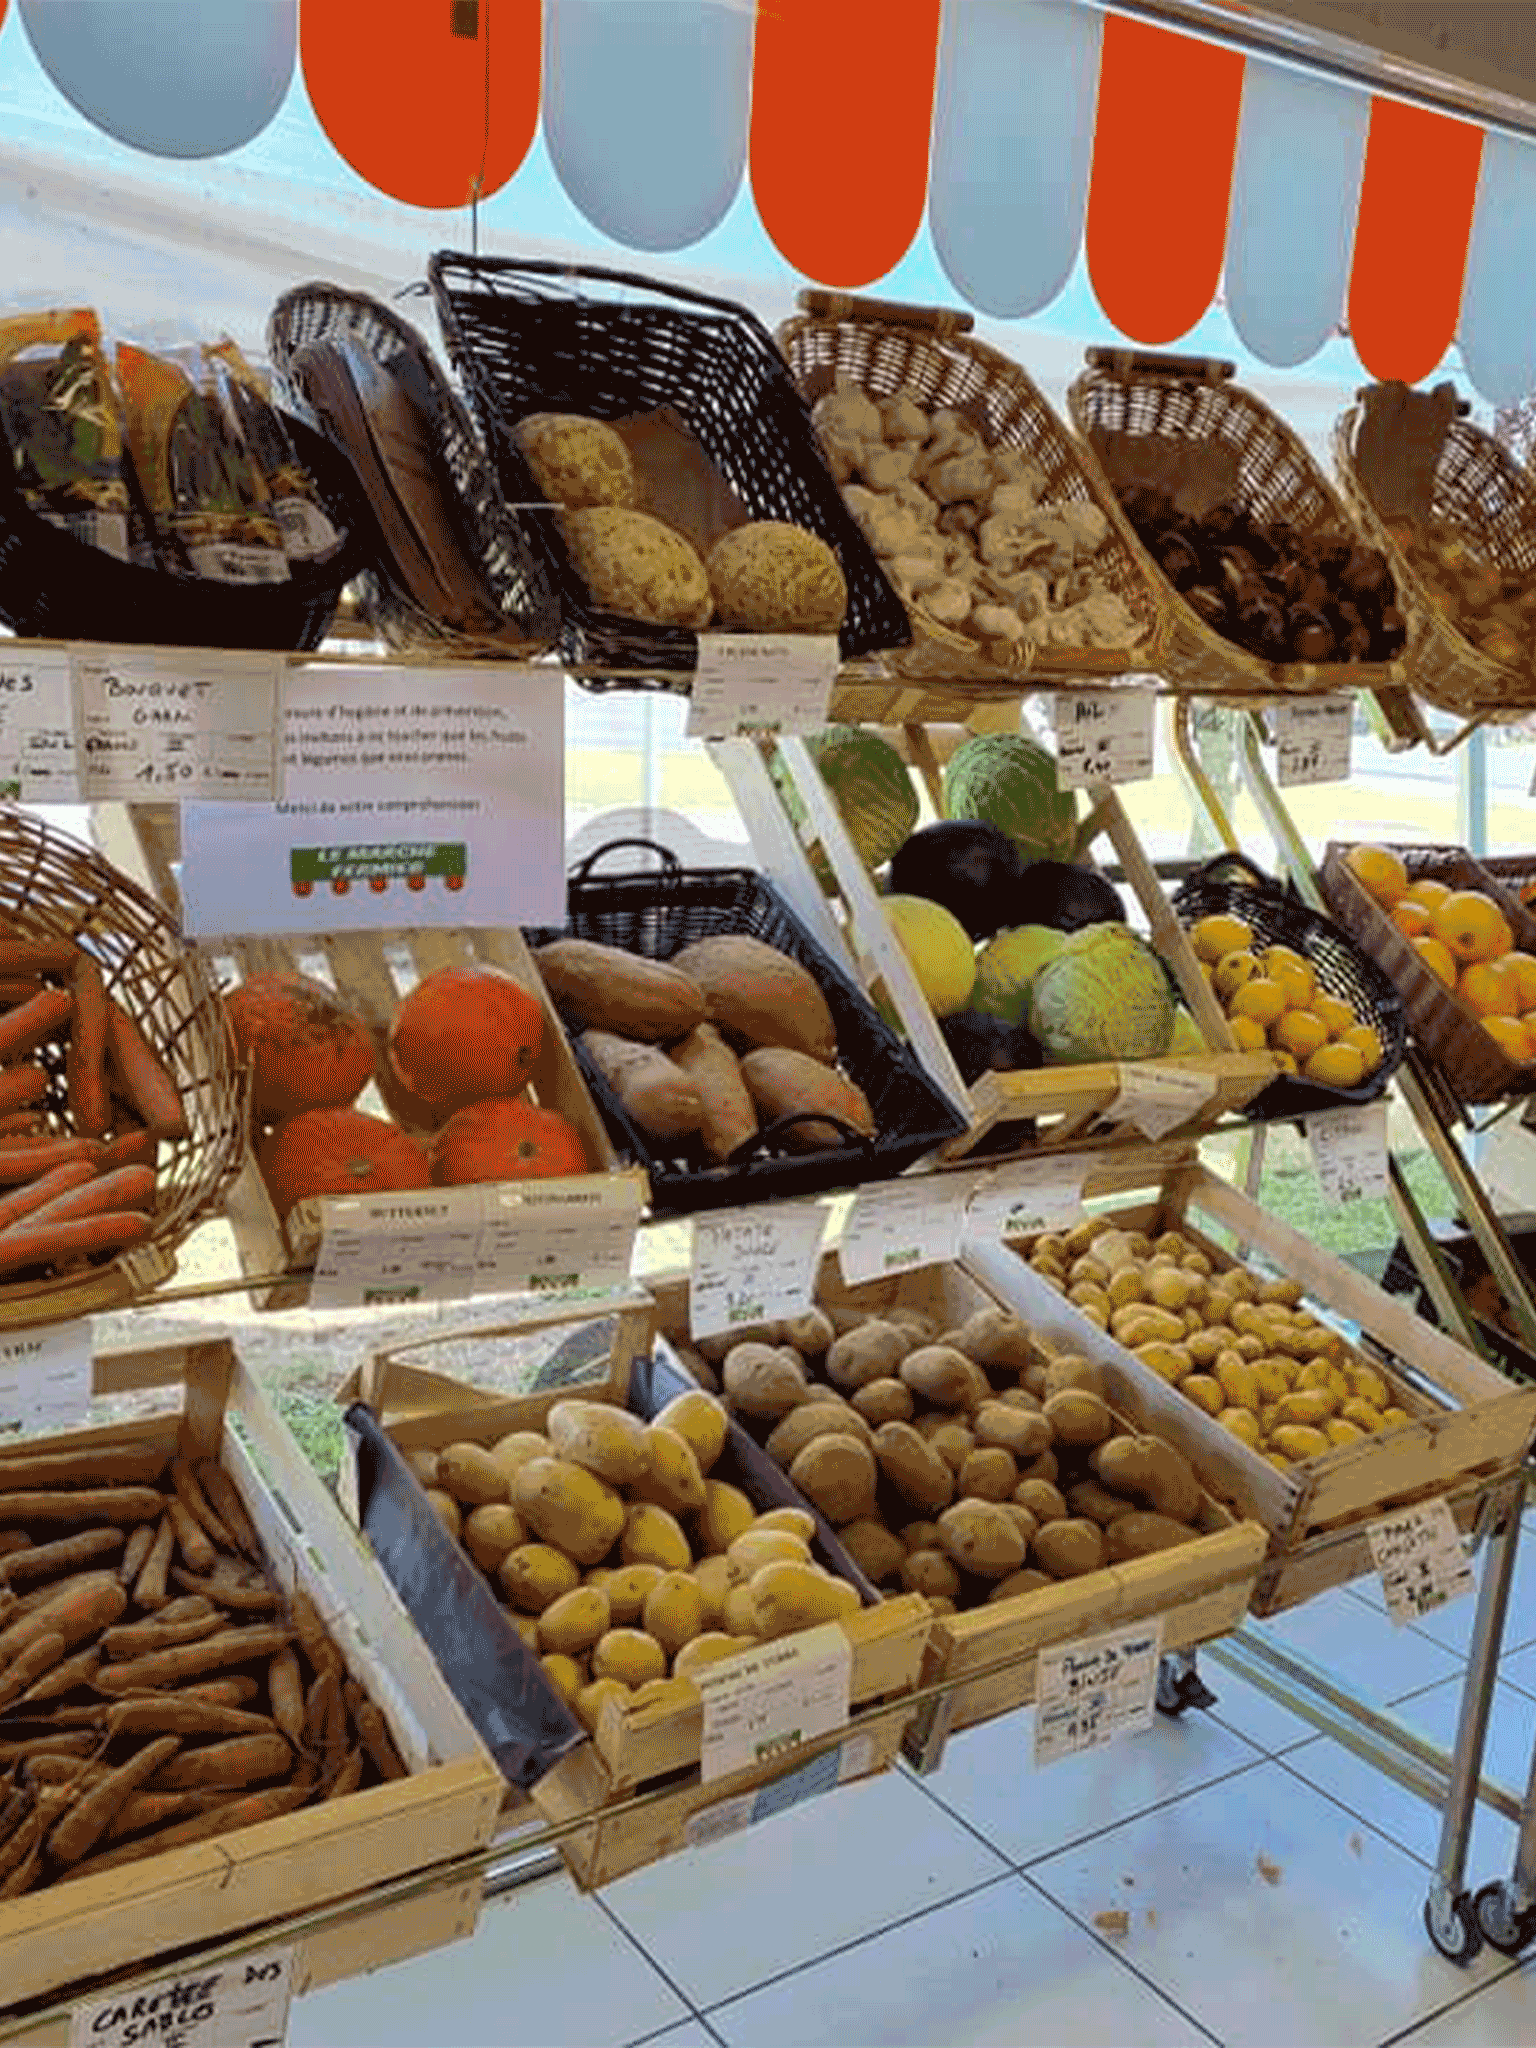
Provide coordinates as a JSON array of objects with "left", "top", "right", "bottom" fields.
[
  {"left": 1367, "top": 1498, "right": 1474, "bottom": 1627},
  {"left": 1305, "top": 1100, "right": 1389, "bottom": 1206},
  {"left": 1052, "top": 688, "right": 1155, "bottom": 788},
  {"left": 689, "top": 1201, "right": 826, "bottom": 1341},
  {"left": 0, "top": 647, "right": 77, "bottom": 800},
  {"left": 965, "top": 1158, "right": 1086, "bottom": 1243},
  {"left": 310, "top": 1191, "right": 480, "bottom": 1310},
  {"left": 73, "top": 647, "right": 281, "bottom": 802},
  {"left": 696, "top": 1622, "right": 852, "bottom": 1782},
  {"left": 1273, "top": 697, "right": 1352, "bottom": 787},
  {"left": 1033, "top": 1618, "right": 1163, "bottom": 1769},
  {"left": 0, "top": 1322, "right": 90, "bottom": 1436},
  {"left": 687, "top": 635, "right": 838, "bottom": 740},
  {"left": 838, "top": 1176, "right": 970, "bottom": 1286},
  {"left": 477, "top": 1175, "right": 642, "bottom": 1298},
  {"left": 1108, "top": 1060, "right": 1217, "bottom": 1140},
  {"left": 70, "top": 1943, "right": 295, "bottom": 2048}
]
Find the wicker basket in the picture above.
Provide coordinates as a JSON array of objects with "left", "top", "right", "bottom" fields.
[
  {"left": 1068, "top": 352, "right": 1410, "bottom": 701},
  {"left": 428, "top": 254, "right": 911, "bottom": 690},
  {"left": 1319, "top": 841, "right": 1536, "bottom": 1106},
  {"left": 1334, "top": 392, "right": 1536, "bottom": 722},
  {"left": 776, "top": 293, "right": 1166, "bottom": 686},
  {"left": 0, "top": 806, "right": 245, "bottom": 1322},
  {"left": 1171, "top": 852, "right": 1407, "bottom": 1120},
  {"left": 267, "top": 283, "right": 560, "bottom": 661}
]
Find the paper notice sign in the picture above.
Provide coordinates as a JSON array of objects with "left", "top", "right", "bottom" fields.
[
  {"left": 0, "top": 1322, "right": 90, "bottom": 1436},
  {"left": 687, "top": 634, "right": 839, "bottom": 739},
  {"left": 964, "top": 1158, "right": 1086, "bottom": 1243},
  {"left": 1305, "top": 1101, "right": 1390, "bottom": 1206},
  {"left": 0, "top": 647, "right": 77, "bottom": 800},
  {"left": 73, "top": 647, "right": 280, "bottom": 801},
  {"left": 1273, "top": 696, "right": 1352, "bottom": 787},
  {"left": 477, "top": 1174, "right": 643, "bottom": 1298},
  {"left": 689, "top": 1201, "right": 826, "bottom": 1340},
  {"left": 310, "top": 1191, "right": 480, "bottom": 1310},
  {"left": 1053, "top": 688, "right": 1155, "bottom": 788},
  {"left": 838, "top": 1176, "right": 970, "bottom": 1286},
  {"left": 1367, "top": 1498, "right": 1474, "bottom": 1627},
  {"left": 1033, "top": 1618, "right": 1164, "bottom": 1769},
  {"left": 1109, "top": 1060, "right": 1218, "bottom": 1140},
  {"left": 696, "top": 1623, "right": 852, "bottom": 1782},
  {"left": 71, "top": 1944, "right": 295, "bottom": 2048}
]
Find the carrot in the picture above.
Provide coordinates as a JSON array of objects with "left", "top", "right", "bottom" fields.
[
  {"left": 97, "top": 1128, "right": 158, "bottom": 1171},
  {"left": 0, "top": 942, "right": 76, "bottom": 977},
  {"left": 105, "top": 1788, "right": 215, "bottom": 1842},
  {"left": 26, "top": 1756, "right": 102, "bottom": 1786},
  {"left": 325, "top": 1748, "right": 363, "bottom": 1800},
  {"left": 0, "top": 1533, "right": 29, "bottom": 1559},
  {"left": 19, "top": 1165, "right": 157, "bottom": 1232},
  {"left": 0, "top": 1839, "right": 43, "bottom": 1896},
  {"left": 102, "top": 1609, "right": 223, "bottom": 1661},
  {"left": 119, "top": 1523, "right": 156, "bottom": 1587},
  {"left": 154, "top": 1733, "right": 291, "bottom": 1792},
  {"left": 182, "top": 1676, "right": 258, "bottom": 1707},
  {"left": 169, "top": 1459, "right": 235, "bottom": 1553},
  {"left": 0, "top": 1442, "right": 168, "bottom": 1491},
  {"left": 66, "top": 956, "right": 110, "bottom": 1139},
  {"left": 170, "top": 1569, "right": 279, "bottom": 1612},
  {"left": 48, "top": 1736, "right": 180, "bottom": 1864},
  {"left": 0, "top": 1589, "right": 13, "bottom": 1631},
  {"left": 303, "top": 1668, "right": 337, "bottom": 1754},
  {"left": 323, "top": 1676, "right": 347, "bottom": 1780},
  {"left": 0, "top": 1156, "right": 101, "bottom": 1235},
  {"left": 0, "top": 1210, "right": 152, "bottom": 1274},
  {"left": 0, "top": 1632, "right": 64, "bottom": 1709},
  {"left": 0, "top": 1066, "right": 47, "bottom": 1117},
  {"left": 0, "top": 1137, "right": 99, "bottom": 1184},
  {"left": 267, "top": 1647, "right": 303, "bottom": 1746},
  {"left": 60, "top": 1783, "right": 306, "bottom": 1882},
  {"left": 0, "top": 1782, "right": 31, "bottom": 1846},
  {"left": 16, "top": 1644, "right": 100, "bottom": 1705},
  {"left": 166, "top": 1497, "right": 215, "bottom": 1575},
  {"left": 0, "top": 1526, "right": 123, "bottom": 1586},
  {"left": 0, "top": 1783, "right": 72, "bottom": 1883},
  {"left": 0, "top": 978, "right": 47, "bottom": 1007},
  {"left": 0, "top": 1486, "right": 164, "bottom": 1528},
  {"left": 0, "top": 1572, "right": 125, "bottom": 1663},
  {"left": 0, "top": 1113, "right": 42, "bottom": 1138},
  {"left": 0, "top": 1732, "right": 95, "bottom": 1762},
  {"left": 105, "top": 999, "right": 187, "bottom": 1140},
  {"left": 106, "top": 1697, "right": 277, "bottom": 1740},
  {"left": 290, "top": 1587, "right": 342, "bottom": 1683},
  {"left": 352, "top": 1697, "right": 407, "bottom": 1781},
  {"left": 92, "top": 1622, "right": 293, "bottom": 1694},
  {"left": 0, "top": 987, "right": 72, "bottom": 1064},
  {"left": 42, "top": 1704, "right": 108, "bottom": 1727},
  {"left": 195, "top": 1461, "right": 260, "bottom": 1561},
  {"left": 133, "top": 1514, "right": 174, "bottom": 1609}
]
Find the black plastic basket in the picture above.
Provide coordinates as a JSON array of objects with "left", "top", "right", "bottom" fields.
[
  {"left": 526, "top": 840, "right": 965, "bottom": 1212},
  {"left": 0, "top": 409, "right": 365, "bottom": 651},
  {"left": 268, "top": 282, "right": 560, "bottom": 656},
  {"left": 1172, "top": 851, "right": 1408, "bottom": 1120},
  {"left": 428, "top": 252, "right": 912, "bottom": 688}
]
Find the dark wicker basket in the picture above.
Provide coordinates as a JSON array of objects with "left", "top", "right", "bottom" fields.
[
  {"left": 1172, "top": 852, "right": 1407, "bottom": 1121},
  {"left": 268, "top": 283, "right": 560, "bottom": 657},
  {"left": 0, "top": 409, "right": 363, "bottom": 651},
  {"left": 428, "top": 253, "right": 912, "bottom": 689},
  {"left": 525, "top": 841, "right": 965, "bottom": 1211}
]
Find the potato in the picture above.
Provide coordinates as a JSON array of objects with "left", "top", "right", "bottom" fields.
[
  {"left": 653, "top": 1391, "right": 729, "bottom": 1474},
  {"left": 997, "top": 1386, "right": 1042, "bottom": 1412},
  {"left": 923, "top": 1421, "right": 976, "bottom": 1474},
  {"left": 672, "top": 1344, "right": 720, "bottom": 1394},
  {"left": 971, "top": 1400, "right": 1050, "bottom": 1460},
  {"left": 1016, "top": 1448, "right": 1059, "bottom": 1485},
  {"left": 1272, "top": 1423, "right": 1330, "bottom": 1462},
  {"left": 936, "top": 1501, "right": 1027, "bottom": 1579},
  {"left": 751, "top": 1561, "right": 860, "bottom": 1638},
  {"left": 1105, "top": 1513, "right": 1199, "bottom": 1561},
  {"left": 507, "top": 1610, "right": 541, "bottom": 1649},
  {"left": 901, "top": 1520, "right": 942, "bottom": 1553},
  {"left": 1182, "top": 1374, "right": 1223, "bottom": 1417},
  {"left": 900, "top": 1345, "right": 990, "bottom": 1410},
  {"left": 1032, "top": 1518, "right": 1106, "bottom": 1579},
  {"left": 1107, "top": 1267, "right": 1145, "bottom": 1311},
  {"left": 463, "top": 1503, "right": 527, "bottom": 1572},
  {"left": 872, "top": 1421, "right": 954, "bottom": 1515},
  {"left": 490, "top": 1430, "right": 550, "bottom": 1486},
  {"left": 696, "top": 1479, "right": 757, "bottom": 1554},
  {"left": 1066, "top": 1479, "right": 1136, "bottom": 1526},
  {"left": 633, "top": 1425, "right": 707, "bottom": 1516},
  {"left": 723, "top": 1342, "right": 808, "bottom": 1419},
  {"left": 1340, "top": 1398, "right": 1384, "bottom": 1433},
  {"left": 998, "top": 1501, "right": 1038, "bottom": 1544},
  {"left": 782, "top": 1309, "right": 835, "bottom": 1356},
  {"left": 692, "top": 1554, "right": 732, "bottom": 1627},
  {"left": 1013, "top": 1479, "right": 1067, "bottom": 1524},
  {"left": 946, "top": 1308, "right": 1036, "bottom": 1379},
  {"left": 405, "top": 1449, "right": 439, "bottom": 1488},
  {"left": 671, "top": 1632, "right": 745, "bottom": 1682},
  {"left": 850, "top": 1377, "right": 914, "bottom": 1426},
  {"left": 825, "top": 1321, "right": 912, "bottom": 1392},
  {"left": 437, "top": 1442, "right": 509, "bottom": 1507},
  {"left": 1136, "top": 1341, "right": 1191, "bottom": 1386},
  {"left": 1092, "top": 1437, "right": 1202, "bottom": 1522},
  {"left": 631, "top": 1676, "right": 697, "bottom": 1712},
  {"left": 1111, "top": 1305, "right": 1185, "bottom": 1347},
  {"left": 591, "top": 1629, "right": 667, "bottom": 1688},
  {"left": 621, "top": 1503, "right": 692, "bottom": 1572},
  {"left": 425, "top": 1489, "right": 462, "bottom": 1542},
  {"left": 1274, "top": 1389, "right": 1336, "bottom": 1428},
  {"left": 901, "top": 1547, "right": 961, "bottom": 1599},
  {"left": 726, "top": 1528, "right": 811, "bottom": 1579},
  {"left": 753, "top": 1506, "right": 817, "bottom": 1543},
  {"left": 790, "top": 1435, "right": 878, "bottom": 1525},
  {"left": 500, "top": 1543, "right": 584, "bottom": 1614},
  {"left": 643, "top": 1572, "right": 705, "bottom": 1659},
  {"left": 540, "top": 1653, "right": 584, "bottom": 1701},
  {"left": 1042, "top": 1389, "right": 1114, "bottom": 1447},
  {"left": 958, "top": 1446, "right": 1017, "bottom": 1503},
  {"left": 765, "top": 1402, "right": 870, "bottom": 1467},
  {"left": 695, "top": 1323, "right": 776, "bottom": 1364},
  {"left": 987, "top": 1568, "right": 1053, "bottom": 1604},
  {"left": 1214, "top": 1354, "right": 1261, "bottom": 1411},
  {"left": 539, "top": 1585, "right": 612, "bottom": 1655},
  {"left": 1040, "top": 1355, "right": 1105, "bottom": 1400},
  {"left": 515, "top": 1457, "right": 626, "bottom": 1566},
  {"left": 837, "top": 1518, "right": 906, "bottom": 1585},
  {"left": 593, "top": 1562, "right": 664, "bottom": 1624},
  {"left": 887, "top": 1307, "right": 939, "bottom": 1344},
  {"left": 575, "top": 1677, "right": 630, "bottom": 1731},
  {"left": 722, "top": 1584, "right": 760, "bottom": 1636},
  {"left": 546, "top": 1400, "right": 651, "bottom": 1487}
]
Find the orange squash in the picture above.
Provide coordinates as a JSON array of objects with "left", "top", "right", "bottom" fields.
[
  {"left": 430, "top": 1097, "right": 588, "bottom": 1186},
  {"left": 388, "top": 964, "right": 544, "bottom": 1112},
  {"left": 257, "top": 1107, "right": 431, "bottom": 1220},
  {"left": 224, "top": 973, "right": 375, "bottom": 1124}
]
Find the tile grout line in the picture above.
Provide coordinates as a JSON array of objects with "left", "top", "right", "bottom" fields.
[
  {"left": 1374, "top": 1949, "right": 1532, "bottom": 2047},
  {"left": 1013, "top": 1754, "right": 1273, "bottom": 1873},
  {"left": 595, "top": 1890, "right": 725, "bottom": 2046},
  {"left": 1265, "top": 1746, "right": 1441, "bottom": 1876}
]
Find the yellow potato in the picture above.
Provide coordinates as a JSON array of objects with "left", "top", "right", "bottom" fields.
[{"left": 590, "top": 1629, "right": 668, "bottom": 1688}]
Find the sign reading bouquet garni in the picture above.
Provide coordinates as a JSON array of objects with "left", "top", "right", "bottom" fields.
[{"left": 179, "top": 664, "right": 564, "bottom": 935}]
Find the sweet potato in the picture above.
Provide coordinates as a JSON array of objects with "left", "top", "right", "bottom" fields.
[
  {"left": 105, "top": 997, "right": 188, "bottom": 1140},
  {"left": 668, "top": 1023, "right": 757, "bottom": 1161},
  {"left": 65, "top": 956, "right": 111, "bottom": 1139},
  {"left": 48, "top": 1736, "right": 181, "bottom": 1864},
  {"left": 154, "top": 1732, "right": 292, "bottom": 1791},
  {"left": 669, "top": 935, "right": 837, "bottom": 1063},
  {"left": 581, "top": 1029, "right": 703, "bottom": 1142},
  {"left": 738, "top": 1049, "right": 874, "bottom": 1151},
  {"left": 0, "top": 1527, "right": 123, "bottom": 1586}
]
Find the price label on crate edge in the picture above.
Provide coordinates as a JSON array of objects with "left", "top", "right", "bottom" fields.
[
  {"left": 689, "top": 1201, "right": 826, "bottom": 1341},
  {"left": 1033, "top": 1617, "right": 1164, "bottom": 1769},
  {"left": 1366, "top": 1498, "right": 1474, "bottom": 1626},
  {"left": 1108, "top": 1060, "right": 1217, "bottom": 1141},
  {"left": 687, "top": 634, "right": 838, "bottom": 740},
  {"left": 1052, "top": 688, "right": 1154, "bottom": 788},
  {"left": 696, "top": 1622, "right": 852, "bottom": 1782},
  {"left": 1272, "top": 696, "right": 1352, "bottom": 788},
  {"left": 1305, "top": 1100, "right": 1390, "bottom": 1206},
  {"left": 839, "top": 1176, "right": 970, "bottom": 1286},
  {"left": 478, "top": 1174, "right": 643, "bottom": 1298},
  {"left": 0, "top": 1322, "right": 90, "bottom": 1437},
  {"left": 70, "top": 1943, "right": 295, "bottom": 2048},
  {"left": 73, "top": 647, "right": 281, "bottom": 803},
  {"left": 0, "top": 645, "right": 77, "bottom": 800},
  {"left": 965, "top": 1158, "right": 1086, "bottom": 1243}
]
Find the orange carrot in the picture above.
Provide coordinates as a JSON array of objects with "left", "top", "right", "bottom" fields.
[
  {"left": 0, "top": 1066, "right": 47, "bottom": 1117},
  {"left": 18, "top": 1165, "right": 156, "bottom": 1232},
  {"left": 17, "top": 1643, "right": 100, "bottom": 1704},
  {"left": 152, "top": 1732, "right": 291, "bottom": 1791},
  {"left": 352, "top": 1697, "right": 407, "bottom": 1781},
  {"left": 0, "top": 1209, "right": 152, "bottom": 1273},
  {"left": 0, "top": 1113, "right": 42, "bottom": 1139},
  {"left": 0, "top": 1526, "right": 123, "bottom": 1585},
  {"left": 97, "top": 1128, "right": 158, "bottom": 1171},
  {"left": 0, "top": 1572, "right": 125, "bottom": 1663},
  {"left": 105, "top": 1000, "right": 187, "bottom": 1140},
  {"left": 66, "top": 957, "right": 110, "bottom": 1138},
  {"left": 325, "top": 1748, "right": 363, "bottom": 1800},
  {"left": 0, "top": 979, "right": 46, "bottom": 1007},
  {"left": 104, "top": 1788, "right": 214, "bottom": 1842},
  {"left": 0, "top": 1632, "right": 65, "bottom": 1709},
  {"left": 165, "top": 1497, "right": 215, "bottom": 1575},
  {"left": 101, "top": 1608, "right": 222, "bottom": 1661},
  {"left": 92, "top": 1623, "right": 293, "bottom": 1694},
  {"left": 0, "top": 1488, "right": 164, "bottom": 1527},
  {"left": 0, "top": 987, "right": 72, "bottom": 1064},
  {"left": 169, "top": 1459, "right": 235, "bottom": 1553},
  {"left": 0, "top": 943, "right": 75, "bottom": 977},
  {"left": 195, "top": 1461, "right": 260, "bottom": 1561},
  {"left": 133, "top": 1514, "right": 174, "bottom": 1609},
  {"left": 60, "top": 1784, "right": 306, "bottom": 1882},
  {"left": 48, "top": 1736, "right": 180, "bottom": 1864},
  {"left": 0, "top": 1442, "right": 167, "bottom": 1491},
  {"left": 0, "top": 1534, "right": 27, "bottom": 1558},
  {"left": 119, "top": 1524, "right": 156, "bottom": 1587},
  {"left": 181, "top": 1676, "right": 259, "bottom": 1707},
  {"left": 0, "top": 1157, "right": 100, "bottom": 1234},
  {"left": 267, "top": 1647, "right": 303, "bottom": 1746},
  {"left": 0, "top": 1137, "right": 98, "bottom": 1184},
  {"left": 106, "top": 1697, "right": 276, "bottom": 1740}
]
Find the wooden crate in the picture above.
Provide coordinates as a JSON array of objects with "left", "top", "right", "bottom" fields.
[
  {"left": 0, "top": 1337, "right": 504, "bottom": 2014},
  {"left": 751, "top": 740, "right": 1275, "bottom": 1157},
  {"left": 649, "top": 1255, "right": 1267, "bottom": 1750},
  {"left": 964, "top": 1161, "right": 1536, "bottom": 1612}
]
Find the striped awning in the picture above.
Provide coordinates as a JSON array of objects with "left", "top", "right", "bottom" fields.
[{"left": 13, "top": 0, "right": 1536, "bottom": 405}]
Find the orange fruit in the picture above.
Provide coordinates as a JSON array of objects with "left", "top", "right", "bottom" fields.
[
  {"left": 1313, "top": 993, "right": 1357, "bottom": 1038},
  {"left": 1506, "top": 952, "right": 1536, "bottom": 1008},
  {"left": 1191, "top": 914, "right": 1253, "bottom": 964},
  {"left": 388, "top": 964, "right": 545, "bottom": 1112},
  {"left": 1402, "top": 877, "right": 1452, "bottom": 914},
  {"left": 1345, "top": 845, "right": 1407, "bottom": 908},
  {"left": 1339, "top": 1023, "right": 1384, "bottom": 1074},
  {"left": 1458, "top": 958, "right": 1520, "bottom": 1017},
  {"left": 1271, "top": 1050, "right": 1299, "bottom": 1076},
  {"left": 1413, "top": 935, "right": 1458, "bottom": 988},
  {"left": 1303, "top": 1042, "right": 1367, "bottom": 1088},
  {"left": 1230, "top": 977, "right": 1287, "bottom": 1028},
  {"left": 1391, "top": 901, "right": 1432, "bottom": 940},
  {"left": 429, "top": 1097, "right": 589, "bottom": 1185},
  {"left": 1430, "top": 889, "right": 1512, "bottom": 964},
  {"left": 1272, "top": 1009, "right": 1328, "bottom": 1061},
  {"left": 1481, "top": 1014, "right": 1533, "bottom": 1062}
]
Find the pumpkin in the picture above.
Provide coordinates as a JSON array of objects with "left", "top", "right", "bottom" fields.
[
  {"left": 430, "top": 1097, "right": 589, "bottom": 1185},
  {"left": 223, "top": 973, "right": 375, "bottom": 1124},
  {"left": 388, "top": 964, "right": 544, "bottom": 1112},
  {"left": 256, "top": 1106, "right": 432, "bottom": 1219}
]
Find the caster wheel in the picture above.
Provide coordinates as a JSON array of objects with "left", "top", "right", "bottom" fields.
[
  {"left": 1473, "top": 1882, "right": 1536, "bottom": 1956},
  {"left": 1156, "top": 1658, "right": 1218, "bottom": 1717},
  {"left": 1424, "top": 1890, "right": 1483, "bottom": 1965}
]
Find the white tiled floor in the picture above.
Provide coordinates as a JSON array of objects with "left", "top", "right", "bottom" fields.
[{"left": 287, "top": 1584, "right": 1536, "bottom": 2048}]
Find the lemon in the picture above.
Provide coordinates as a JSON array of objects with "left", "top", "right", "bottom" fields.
[
  {"left": 1272, "top": 1008, "right": 1328, "bottom": 1061},
  {"left": 880, "top": 895, "right": 977, "bottom": 1017},
  {"left": 1230, "top": 976, "right": 1287, "bottom": 1028},
  {"left": 1345, "top": 844, "right": 1407, "bottom": 908},
  {"left": 1228, "top": 1014, "right": 1269, "bottom": 1053},
  {"left": 1312, "top": 993, "right": 1357, "bottom": 1038},
  {"left": 1302, "top": 1042, "right": 1367, "bottom": 1088},
  {"left": 1271, "top": 1050, "right": 1299, "bottom": 1076},
  {"left": 1192, "top": 914, "right": 1253, "bottom": 964},
  {"left": 1263, "top": 945, "right": 1315, "bottom": 1009},
  {"left": 1212, "top": 949, "right": 1260, "bottom": 1001},
  {"left": 1339, "top": 1023, "right": 1383, "bottom": 1073}
]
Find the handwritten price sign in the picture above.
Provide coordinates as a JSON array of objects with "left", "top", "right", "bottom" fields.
[
  {"left": 1367, "top": 1499, "right": 1473, "bottom": 1626},
  {"left": 1034, "top": 1619, "right": 1163, "bottom": 1768},
  {"left": 690, "top": 1201, "right": 826, "bottom": 1340},
  {"left": 1305, "top": 1101, "right": 1389, "bottom": 1206},
  {"left": 1052, "top": 688, "right": 1154, "bottom": 788},
  {"left": 71, "top": 1945, "right": 295, "bottom": 2048},
  {"left": 1272, "top": 697, "right": 1352, "bottom": 788}
]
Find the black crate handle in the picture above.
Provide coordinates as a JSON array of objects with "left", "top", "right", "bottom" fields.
[
  {"left": 568, "top": 837, "right": 685, "bottom": 885},
  {"left": 725, "top": 1111, "right": 875, "bottom": 1167}
]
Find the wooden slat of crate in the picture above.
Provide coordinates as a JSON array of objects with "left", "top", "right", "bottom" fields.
[{"left": 0, "top": 1339, "right": 503, "bottom": 2014}]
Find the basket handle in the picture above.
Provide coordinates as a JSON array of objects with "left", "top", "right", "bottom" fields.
[
  {"left": 1187, "top": 850, "right": 1282, "bottom": 897},
  {"left": 724, "top": 1112, "right": 876, "bottom": 1166},
  {"left": 796, "top": 290, "right": 974, "bottom": 338},
  {"left": 1085, "top": 347, "right": 1235, "bottom": 385},
  {"left": 567, "top": 837, "right": 684, "bottom": 885}
]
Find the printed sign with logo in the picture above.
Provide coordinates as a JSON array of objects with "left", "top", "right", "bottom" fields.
[
  {"left": 1305, "top": 1100, "right": 1390, "bottom": 1206},
  {"left": 964, "top": 1158, "right": 1086, "bottom": 1243},
  {"left": 0, "top": 1321, "right": 91, "bottom": 1436},
  {"left": 839, "top": 1176, "right": 970, "bottom": 1286},
  {"left": 695, "top": 1623, "right": 853, "bottom": 1782},
  {"left": 687, "top": 635, "right": 839, "bottom": 739}
]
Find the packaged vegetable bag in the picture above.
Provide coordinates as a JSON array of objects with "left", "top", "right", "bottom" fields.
[{"left": 0, "top": 307, "right": 143, "bottom": 562}]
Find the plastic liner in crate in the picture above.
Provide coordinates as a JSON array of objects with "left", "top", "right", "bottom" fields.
[
  {"left": 346, "top": 1401, "right": 585, "bottom": 1791},
  {"left": 1377, "top": 1232, "right": 1536, "bottom": 1390},
  {"left": 427, "top": 253, "right": 911, "bottom": 686},
  {"left": 526, "top": 842, "right": 967, "bottom": 1212},
  {"left": 0, "top": 411, "right": 367, "bottom": 650},
  {"left": 1172, "top": 852, "right": 1407, "bottom": 1120}
]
